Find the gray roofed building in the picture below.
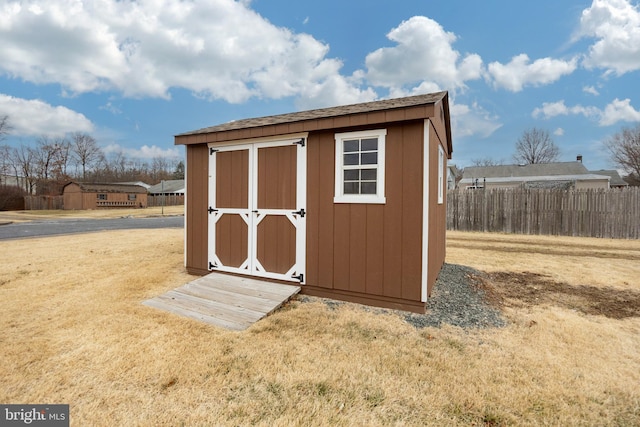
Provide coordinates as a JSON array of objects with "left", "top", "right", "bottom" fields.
[
  {"left": 460, "top": 161, "right": 611, "bottom": 190},
  {"left": 588, "top": 170, "right": 628, "bottom": 188},
  {"left": 148, "top": 179, "right": 185, "bottom": 195}
]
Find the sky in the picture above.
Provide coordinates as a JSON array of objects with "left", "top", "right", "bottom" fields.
[{"left": 1, "top": 0, "right": 639, "bottom": 172}]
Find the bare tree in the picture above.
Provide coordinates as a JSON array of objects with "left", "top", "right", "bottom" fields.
[
  {"left": 605, "top": 124, "right": 640, "bottom": 182},
  {"left": 172, "top": 160, "right": 185, "bottom": 179},
  {"left": 54, "top": 138, "right": 72, "bottom": 178},
  {"left": 0, "top": 115, "right": 11, "bottom": 142},
  {"left": 513, "top": 128, "right": 560, "bottom": 164},
  {"left": 470, "top": 158, "right": 504, "bottom": 167},
  {"left": 71, "top": 132, "right": 103, "bottom": 180},
  {"left": 13, "top": 145, "right": 36, "bottom": 194}
]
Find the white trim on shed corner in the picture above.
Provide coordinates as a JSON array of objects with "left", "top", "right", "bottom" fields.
[
  {"left": 421, "top": 119, "right": 430, "bottom": 303},
  {"left": 183, "top": 145, "right": 188, "bottom": 268}
]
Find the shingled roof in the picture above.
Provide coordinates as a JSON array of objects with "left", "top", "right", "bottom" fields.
[
  {"left": 64, "top": 182, "right": 148, "bottom": 194},
  {"left": 462, "top": 162, "right": 590, "bottom": 179},
  {"left": 178, "top": 91, "right": 448, "bottom": 136},
  {"left": 175, "top": 91, "right": 452, "bottom": 155}
]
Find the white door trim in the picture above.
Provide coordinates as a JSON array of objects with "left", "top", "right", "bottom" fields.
[{"left": 208, "top": 139, "right": 306, "bottom": 283}]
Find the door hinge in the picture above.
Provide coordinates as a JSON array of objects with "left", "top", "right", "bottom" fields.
[
  {"left": 207, "top": 206, "right": 218, "bottom": 214},
  {"left": 293, "top": 138, "right": 305, "bottom": 147},
  {"left": 292, "top": 273, "right": 304, "bottom": 283},
  {"left": 209, "top": 147, "right": 218, "bottom": 155},
  {"left": 292, "top": 208, "right": 305, "bottom": 217},
  {"left": 209, "top": 261, "right": 217, "bottom": 270}
]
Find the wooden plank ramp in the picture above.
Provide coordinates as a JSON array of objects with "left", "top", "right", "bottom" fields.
[{"left": 143, "top": 273, "right": 301, "bottom": 331}]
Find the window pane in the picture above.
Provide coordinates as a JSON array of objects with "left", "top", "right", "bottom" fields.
[
  {"left": 344, "top": 170, "right": 359, "bottom": 181},
  {"left": 343, "top": 140, "right": 359, "bottom": 152},
  {"left": 361, "top": 152, "right": 378, "bottom": 165},
  {"left": 361, "top": 169, "right": 376, "bottom": 180},
  {"left": 344, "top": 182, "right": 359, "bottom": 194},
  {"left": 344, "top": 153, "right": 359, "bottom": 165},
  {"left": 361, "top": 138, "right": 378, "bottom": 151},
  {"left": 361, "top": 182, "right": 377, "bottom": 194}
]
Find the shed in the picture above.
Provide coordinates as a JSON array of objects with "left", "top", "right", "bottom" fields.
[
  {"left": 175, "top": 91, "right": 452, "bottom": 313},
  {"left": 62, "top": 182, "right": 148, "bottom": 210}
]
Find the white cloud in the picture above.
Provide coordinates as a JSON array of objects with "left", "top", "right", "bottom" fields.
[
  {"left": 364, "top": 16, "right": 484, "bottom": 91},
  {"left": 599, "top": 98, "right": 640, "bottom": 125},
  {"left": 103, "top": 143, "right": 181, "bottom": 160},
  {"left": 554, "top": 128, "right": 565, "bottom": 136},
  {"left": 450, "top": 101, "right": 502, "bottom": 139},
  {"left": 487, "top": 54, "right": 578, "bottom": 92},
  {"left": 532, "top": 100, "right": 599, "bottom": 120},
  {"left": 577, "top": 0, "right": 640, "bottom": 75},
  {"left": 99, "top": 102, "right": 122, "bottom": 115},
  {"left": 583, "top": 85, "right": 600, "bottom": 95},
  {"left": 532, "top": 98, "right": 640, "bottom": 126},
  {"left": 0, "top": 0, "right": 366, "bottom": 106},
  {"left": 0, "top": 94, "right": 94, "bottom": 137}
]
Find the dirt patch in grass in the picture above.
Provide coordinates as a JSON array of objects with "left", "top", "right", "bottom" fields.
[{"left": 485, "top": 271, "right": 640, "bottom": 319}]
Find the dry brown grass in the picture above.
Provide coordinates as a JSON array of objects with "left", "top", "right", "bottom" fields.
[{"left": 1, "top": 229, "right": 639, "bottom": 426}]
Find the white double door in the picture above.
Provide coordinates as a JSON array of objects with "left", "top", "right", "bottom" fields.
[{"left": 208, "top": 139, "right": 306, "bottom": 283}]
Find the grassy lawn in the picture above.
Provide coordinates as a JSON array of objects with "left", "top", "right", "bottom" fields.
[{"left": 0, "top": 225, "right": 638, "bottom": 426}]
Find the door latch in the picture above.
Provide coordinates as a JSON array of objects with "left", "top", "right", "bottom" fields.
[{"left": 292, "top": 208, "right": 305, "bottom": 217}]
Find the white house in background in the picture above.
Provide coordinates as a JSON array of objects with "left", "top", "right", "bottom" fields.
[
  {"left": 447, "top": 164, "right": 460, "bottom": 190},
  {"left": 460, "top": 160, "right": 612, "bottom": 190},
  {"left": 148, "top": 179, "right": 185, "bottom": 196}
]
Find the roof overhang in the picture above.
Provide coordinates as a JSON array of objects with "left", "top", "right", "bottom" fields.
[{"left": 175, "top": 91, "right": 452, "bottom": 156}]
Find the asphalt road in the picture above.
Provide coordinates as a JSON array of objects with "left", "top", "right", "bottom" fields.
[{"left": 0, "top": 216, "right": 184, "bottom": 240}]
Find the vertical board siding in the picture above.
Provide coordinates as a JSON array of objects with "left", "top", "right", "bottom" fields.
[
  {"left": 216, "top": 150, "right": 248, "bottom": 209},
  {"left": 216, "top": 214, "right": 248, "bottom": 267},
  {"left": 447, "top": 187, "right": 640, "bottom": 239},
  {"left": 427, "top": 126, "right": 447, "bottom": 294},
  {"left": 186, "top": 144, "right": 209, "bottom": 272},
  {"left": 401, "top": 124, "right": 424, "bottom": 301},
  {"left": 256, "top": 215, "right": 295, "bottom": 274},
  {"left": 257, "top": 145, "right": 296, "bottom": 210},
  {"left": 307, "top": 122, "right": 424, "bottom": 301},
  {"left": 365, "top": 205, "right": 385, "bottom": 296}
]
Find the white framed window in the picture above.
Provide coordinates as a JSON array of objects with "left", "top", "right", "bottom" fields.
[
  {"left": 334, "top": 129, "right": 386, "bottom": 204},
  {"left": 438, "top": 144, "right": 445, "bottom": 204}
]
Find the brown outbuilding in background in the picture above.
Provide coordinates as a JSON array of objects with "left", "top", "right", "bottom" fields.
[
  {"left": 62, "top": 182, "right": 148, "bottom": 210},
  {"left": 175, "top": 91, "right": 452, "bottom": 313}
]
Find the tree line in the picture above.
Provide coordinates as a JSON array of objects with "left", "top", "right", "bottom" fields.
[{"left": 0, "top": 115, "right": 184, "bottom": 196}]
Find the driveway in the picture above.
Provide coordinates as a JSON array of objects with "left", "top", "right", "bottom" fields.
[{"left": 0, "top": 216, "right": 184, "bottom": 240}]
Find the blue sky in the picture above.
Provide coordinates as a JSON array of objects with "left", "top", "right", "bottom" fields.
[{"left": 1, "top": 0, "right": 639, "bottom": 171}]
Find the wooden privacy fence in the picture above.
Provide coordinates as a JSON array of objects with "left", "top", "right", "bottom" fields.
[
  {"left": 24, "top": 195, "right": 63, "bottom": 210},
  {"left": 147, "top": 194, "right": 184, "bottom": 207},
  {"left": 447, "top": 187, "right": 639, "bottom": 239}
]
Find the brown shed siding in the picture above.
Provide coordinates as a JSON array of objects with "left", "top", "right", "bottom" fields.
[
  {"left": 62, "top": 182, "right": 148, "bottom": 210},
  {"left": 304, "top": 121, "right": 424, "bottom": 308},
  {"left": 216, "top": 150, "right": 249, "bottom": 209},
  {"left": 63, "top": 183, "right": 83, "bottom": 210},
  {"left": 427, "top": 123, "right": 447, "bottom": 295},
  {"left": 186, "top": 144, "right": 209, "bottom": 275},
  {"left": 178, "top": 92, "right": 452, "bottom": 312}
]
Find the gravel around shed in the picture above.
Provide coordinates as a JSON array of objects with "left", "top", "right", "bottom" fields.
[{"left": 297, "top": 263, "right": 506, "bottom": 329}]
